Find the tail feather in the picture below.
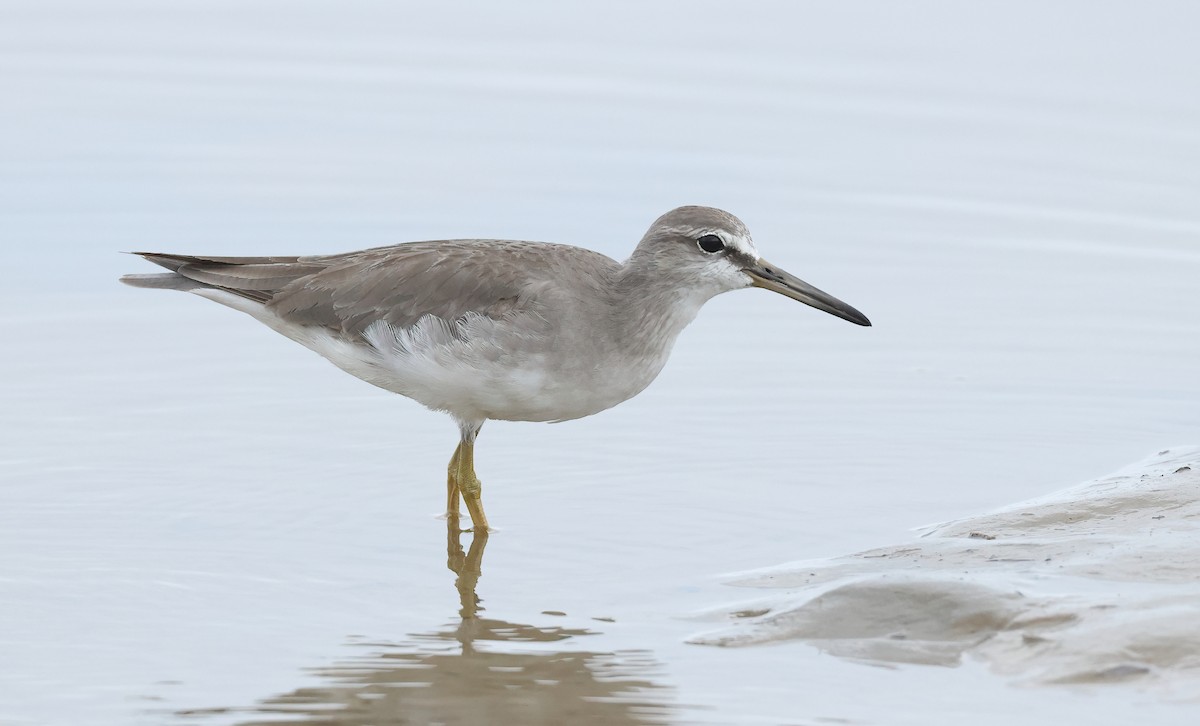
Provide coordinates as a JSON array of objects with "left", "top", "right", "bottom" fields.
[
  {"left": 173, "top": 262, "right": 324, "bottom": 292},
  {"left": 122, "top": 251, "right": 322, "bottom": 304},
  {"left": 119, "top": 272, "right": 204, "bottom": 291},
  {"left": 131, "top": 251, "right": 305, "bottom": 271}
]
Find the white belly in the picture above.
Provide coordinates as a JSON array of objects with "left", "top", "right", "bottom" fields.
[
  {"left": 194, "top": 288, "right": 679, "bottom": 424},
  {"left": 297, "top": 315, "right": 665, "bottom": 423}
]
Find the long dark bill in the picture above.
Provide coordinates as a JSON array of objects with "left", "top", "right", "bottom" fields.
[{"left": 744, "top": 259, "right": 871, "bottom": 327}]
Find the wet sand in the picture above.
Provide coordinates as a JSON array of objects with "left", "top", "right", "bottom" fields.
[{"left": 696, "top": 447, "right": 1200, "bottom": 696}]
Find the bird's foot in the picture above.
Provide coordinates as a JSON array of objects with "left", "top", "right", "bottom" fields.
[{"left": 460, "top": 476, "right": 490, "bottom": 532}]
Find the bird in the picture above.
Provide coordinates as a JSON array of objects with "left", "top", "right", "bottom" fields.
[{"left": 121, "top": 206, "right": 870, "bottom": 531}]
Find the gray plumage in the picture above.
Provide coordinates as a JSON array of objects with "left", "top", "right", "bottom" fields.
[
  {"left": 121, "top": 206, "right": 871, "bottom": 530},
  {"left": 124, "top": 241, "right": 619, "bottom": 339},
  {"left": 121, "top": 205, "right": 868, "bottom": 433},
  {"left": 121, "top": 204, "right": 873, "bottom": 422}
]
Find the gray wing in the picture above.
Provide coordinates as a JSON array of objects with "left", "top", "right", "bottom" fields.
[
  {"left": 128, "top": 241, "right": 617, "bottom": 336},
  {"left": 127, "top": 252, "right": 322, "bottom": 302}
]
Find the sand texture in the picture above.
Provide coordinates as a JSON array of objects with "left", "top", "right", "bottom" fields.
[{"left": 692, "top": 446, "right": 1200, "bottom": 695}]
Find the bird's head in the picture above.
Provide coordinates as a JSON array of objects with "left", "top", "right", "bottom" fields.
[{"left": 634, "top": 205, "right": 871, "bottom": 326}]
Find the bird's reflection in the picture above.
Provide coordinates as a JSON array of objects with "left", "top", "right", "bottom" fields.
[
  {"left": 446, "top": 517, "right": 489, "bottom": 628},
  {"left": 199, "top": 519, "right": 671, "bottom": 726}
]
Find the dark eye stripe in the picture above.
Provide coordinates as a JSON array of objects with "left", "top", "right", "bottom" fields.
[{"left": 697, "top": 234, "right": 725, "bottom": 253}]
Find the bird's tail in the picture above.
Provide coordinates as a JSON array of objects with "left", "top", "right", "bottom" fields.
[
  {"left": 119, "top": 251, "right": 317, "bottom": 303},
  {"left": 119, "top": 272, "right": 205, "bottom": 291}
]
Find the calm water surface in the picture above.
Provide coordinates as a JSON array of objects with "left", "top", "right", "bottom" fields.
[{"left": 2, "top": 2, "right": 1199, "bottom": 724}]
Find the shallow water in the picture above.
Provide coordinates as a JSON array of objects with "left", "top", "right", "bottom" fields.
[{"left": 2, "top": 1, "right": 1200, "bottom": 724}]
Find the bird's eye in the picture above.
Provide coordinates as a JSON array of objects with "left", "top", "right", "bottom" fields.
[{"left": 697, "top": 234, "right": 725, "bottom": 253}]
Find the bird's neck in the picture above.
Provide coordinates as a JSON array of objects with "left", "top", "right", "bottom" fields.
[{"left": 609, "top": 253, "right": 719, "bottom": 361}]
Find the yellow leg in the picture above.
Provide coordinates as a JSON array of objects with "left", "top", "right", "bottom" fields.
[
  {"left": 445, "top": 443, "right": 462, "bottom": 518},
  {"left": 456, "top": 439, "right": 490, "bottom": 532},
  {"left": 445, "top": 519, "right": 489, "bottom": 621}
]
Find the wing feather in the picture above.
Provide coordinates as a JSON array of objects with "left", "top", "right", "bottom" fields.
[{"left": 130, "top": 241, "right": 619, "bottom": 337}]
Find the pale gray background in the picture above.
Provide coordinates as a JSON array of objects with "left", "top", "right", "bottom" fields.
[{"left": 2, "top": 1, "right": 1198, "bottom": 724}]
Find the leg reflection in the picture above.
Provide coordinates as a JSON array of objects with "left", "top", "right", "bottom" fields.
[
  {"left": 446, "top": 513, "right": 487, "bottom": 624},
  {"left": 202, "top": 519, "right": 672, "bottom": 724}
]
